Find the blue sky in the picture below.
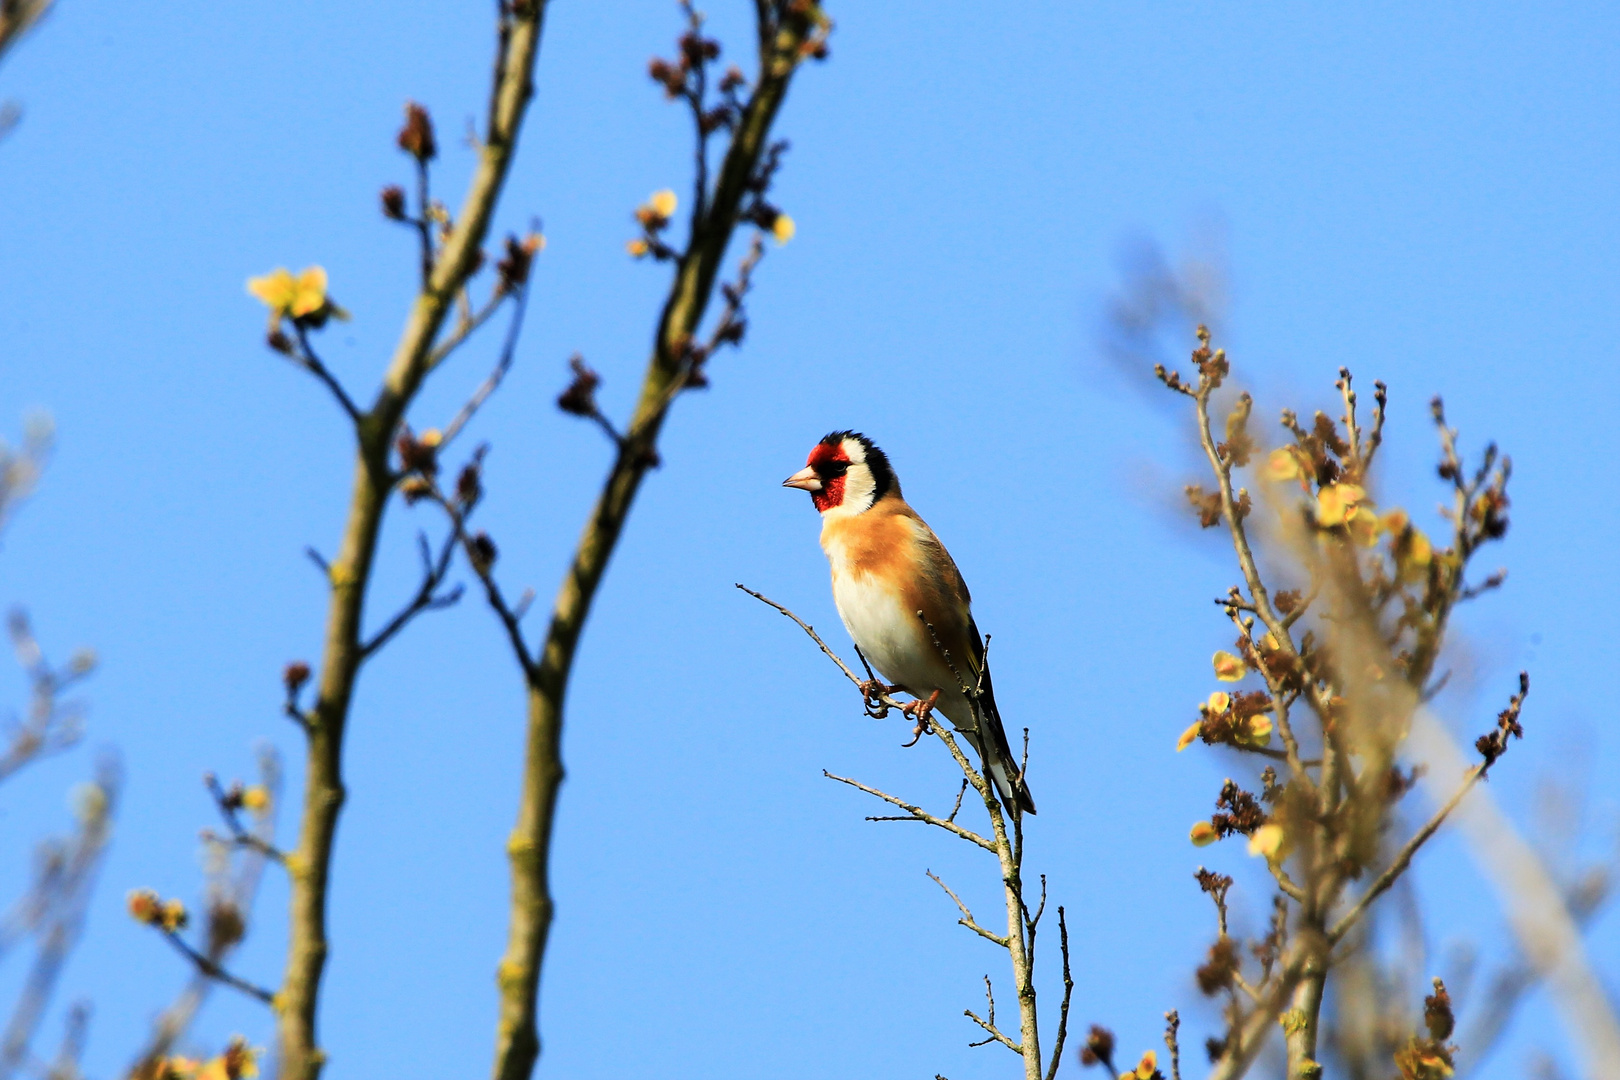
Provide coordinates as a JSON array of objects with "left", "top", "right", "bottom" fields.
[{"left": 0, "top": 1, "right": 1615, "bottom": 1077}]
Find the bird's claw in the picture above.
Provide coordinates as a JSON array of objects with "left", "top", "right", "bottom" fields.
[
  {"left": 859, "top": 678, "right": 903, "bottom": 718},
  {"left": 899, "top": 689, "right": 941, "bottom": 747}
]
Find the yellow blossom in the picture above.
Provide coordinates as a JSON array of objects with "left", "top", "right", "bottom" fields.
[
  {"left": 1176, "top": 720, "right": 1202, "bottom": 752},
  {"left": 626, "top": 238, "right": 650, "bottom": 258},
  {"left": 1348, "top": 505, "right": 1381, "bottom": 546},
  {"left": 772, "top": 212, "right": 796, "bottom": 244},
  {"left": 160, "top": 898, "right": 189, "bottom": 933},
  {"left": 1315, "top": 482, "right": 1366, "bottom": 527},
  {"left": 1123, "top": 1050, "right": 1158, "bottom": 1079},
  {"left": 155, "top": 1056, "right": 200, "bottom": 1080},
  {"left": 1380, "top": 508, "right": 1410, "bottom": 535},
  {"left": 649, "top": 189, "right": 677, "bottom": 218},
  {"left": 1248, "top": 823, "right": 1285, "bottom": 860},
  {"left": 1396, "top": 527, "right": 1433, "bottom": 582},
  {"left": 418, "top": 428, "right": 443, "bottom": 450},
  {"left": 127, "top": 888, "right": 161, "bottom": 925},
  {"left": 246, "top": 265, "right": 343, "bottom": 322},
  {"left": 1190, "top": 821, "right": 1218, "bottom": 847},
  {"left": 1205, "top": 691, "right": 1230, "bottom": 715},
  {"left": 1262, "top": 446, "right": 1304, "bottom": 482},
  {"left": 241, "top": 785, "right": 270, "bottom": 815},
  {"left": 221, "top": 1036, "right": 259, "bottom": 1079},
  {"left": 1236, "top": 713, "right": 1274, "bottom": 749},
  {"left": 1212, "top": 650, "right": 1247, "bottom": 682}
]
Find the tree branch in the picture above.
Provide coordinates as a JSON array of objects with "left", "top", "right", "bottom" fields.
[
  {"left": 275, "top": 4, "right": 550, "bottom": 1077},
  {"left": 487, "top": 12, "right": 821, "bottom": 1079}
]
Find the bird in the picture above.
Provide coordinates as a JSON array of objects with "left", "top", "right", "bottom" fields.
[{"left": 783, "top": 431, "right": 1035, "bottom": 816}]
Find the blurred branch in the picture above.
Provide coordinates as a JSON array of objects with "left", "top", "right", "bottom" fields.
[
  {"left": 131, "top": 750, "right": 283, "bottom": 1074},
  {"left": 1406, "top": 710, "right": 1620, "bottom": 1080},
  {"left": 0, "top": 610, "right": 92, "bottom": 784},
  {"left": 1457, "top": 865, "right": 1610, "bottom": 1076},
  {"left": 0, "top": 0, "right": 52, "bottom": 70},
  {"left": 0, "top": 760, "right": 117, "bottom": 1080},
  {"left": 0, "top": 414, "right": 51, "bottom": 538}
]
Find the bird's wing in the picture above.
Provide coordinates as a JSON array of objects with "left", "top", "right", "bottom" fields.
[{"left": 912, "top": 515, "right": 1037, "bottom": 815}]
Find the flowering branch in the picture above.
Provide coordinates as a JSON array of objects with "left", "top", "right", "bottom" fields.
[{"left": 244, "top": 2, "right": 552, "bottom": 1076}]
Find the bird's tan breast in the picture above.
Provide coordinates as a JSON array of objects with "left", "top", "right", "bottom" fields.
[{"left": 820, "top": 503, "right": 964, "bottom": 696}]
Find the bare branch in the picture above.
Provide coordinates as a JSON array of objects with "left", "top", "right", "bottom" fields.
[
  {"left": 824, "top": 771, "right": 993, "bottom": 852},
  {"left": 927, "top": 870, "right": 1009, "bottom": 947},
  {"left": 965, "top": 976, "right": 1023, "bottom": 1054}
]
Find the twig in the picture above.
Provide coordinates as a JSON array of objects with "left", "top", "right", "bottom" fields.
[
  {"left": 824, "top": 772, "right": 993, "bottom": 852},
  {"left": 1042, "top": 908, "right": 1074, "bottom": 1080},
  {"left": 965, "top": 976, "right": 1022, "bottom": 1054},
  {"left": 1162, "top": 1010, "right": 1182, "bottom": 1080},
  {"left": 291, "top": 325, "right": 362, "bottom": 425},
  {"left": 927, "top": 870, "right": 1008, "bottom": 946},
  {"left": 440, "top": 280, "right": 531, "bottom": 445},
  {"left": 428, "top": 285, "right": 510, "bottom": 373},
  {"left": 159, "top": 931, "right": 273, "bottom": 1005},
  {"left": 358, "top": 527, "right": 463, "bottom": 659},
  {"left": 737, "top": 585, "right": 907, "bottom": 711}
]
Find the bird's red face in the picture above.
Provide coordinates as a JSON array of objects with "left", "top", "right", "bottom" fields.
[{"left": 782, "top": 432, "right": 897, "bottom": 517}]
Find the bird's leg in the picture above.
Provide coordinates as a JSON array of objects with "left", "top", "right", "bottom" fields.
[
  {"left": 857, "top": 678, "right": 904, "bottom": 718},
  {"left": 899, "top": 689, "right": 941, "bottom": 747}
]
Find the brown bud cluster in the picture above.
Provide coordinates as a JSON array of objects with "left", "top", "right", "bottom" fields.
[
  {"left": 468, "top": 531, "right": 498, "bottom": 574},
  {"left": 1195, "top": 937, "right": 1238, "bottom": 995},
  {"left": 396, "top": 427, "right": 442, "bottom": 477},
  {"left": 557, "top": 355, "right": 601, "bottom": 417},
  {"left": 1191, "top": 325, "right": 1228, "bottom": 387},
  {"left": 1475, "top": 670, "right": 1528, "bottom": 767},
  {"left": 1077, "top": 1025, "right": 1115, "bottom": 1070},
  {"left": 496, "top": 233, "right": 542, "bottom": 293},
  {"left": 283, "top": 660, "right": 311, "bottom": 694},
  {"left": 397, "top": 101, "right": 437, "bottom": 162},
  {"left": 1210, "top": 779, "right": 1266, "bottom": 839},
  {"left": 1394, "top": 978, "right": 1457, "bottom": 1079},
  {"left": 380, "top": 184, "right": 407, "bottom": 220},
  {"left": 1184, "top": 484, "right": 1221, "bottom": 528}
]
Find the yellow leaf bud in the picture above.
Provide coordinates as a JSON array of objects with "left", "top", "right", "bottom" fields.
[
  {"left": 772, "top": 212, "right": 796, "bottom": 244},
  {"left": 1177, "top": 721, "right": 1202, "bottom": 752},
  {"left": 1190, "top": 821, "right": 1218, "bottom": 847},
  {"left": 649, "top": 188, "right": 678, "bottom": 218}
]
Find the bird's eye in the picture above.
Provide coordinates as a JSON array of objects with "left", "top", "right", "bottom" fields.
[{"left": 817, "top": 460, "right": 849, "bottom": 478}]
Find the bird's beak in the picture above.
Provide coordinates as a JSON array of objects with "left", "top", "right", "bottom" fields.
[{"left": 782, "top": 466, "right": 822, "bottom": 492}]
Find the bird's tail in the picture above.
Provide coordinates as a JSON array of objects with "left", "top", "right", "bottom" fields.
[{"left": 970, "top": 717, "right": 1037, "bottom": 817}]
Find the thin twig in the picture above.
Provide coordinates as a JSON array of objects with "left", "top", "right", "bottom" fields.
[
  {"left": 1328, "top": 759, "right": 1486, "bottom": 944},
  {"left": 824, "top": 772, "right": 993, "bottom": 852},
  {"left": 160, "top": 931, "right": 274, "bottom": 1005},
  {"left": 440, "top": 282, "right": 531, "bottom": 445},
  {"left": 292, "top": 325, "right": 362, "bottom": 424},
  {"left": 1042, "top": 908, "right": 1074, "bottom": 1080},
  {"left": 965, "top": 976, "right": 1022, "bottom": 1054},
  {"left": 927, "top": 871, "right": 1009, "bottom": 946}
]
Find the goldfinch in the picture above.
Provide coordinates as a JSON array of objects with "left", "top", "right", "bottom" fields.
[{"left": 783, "top": 431, "right": 1036, "bottom": 815}]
